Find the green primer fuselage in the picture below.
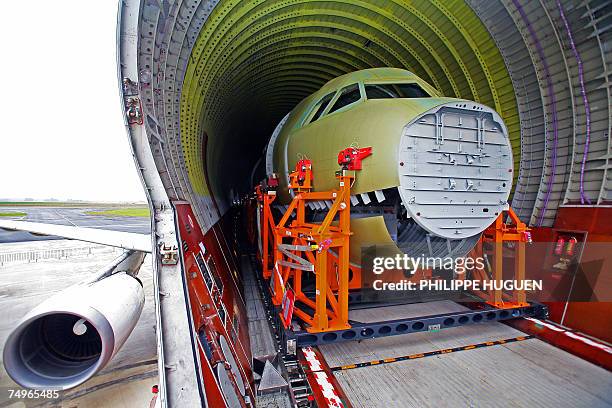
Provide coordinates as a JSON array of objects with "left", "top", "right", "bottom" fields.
[{"left": 271, "top": 68, "right": 465, "bottom": 201}]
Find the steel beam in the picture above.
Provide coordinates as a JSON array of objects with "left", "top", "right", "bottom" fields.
[{"left": 286, "top": 303, "right": 548, "bottom": 348}]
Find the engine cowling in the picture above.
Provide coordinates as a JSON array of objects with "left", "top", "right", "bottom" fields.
[{"left": 3, "top": 272, "right": 144, "bottom": 390}]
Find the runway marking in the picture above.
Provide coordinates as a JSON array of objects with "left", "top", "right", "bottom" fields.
[
  {"left": 329, "top": 335, "right": 535, "bottom": 371},
  {"left": 54, "top": 209, "right": 77, "bottom": 226}
]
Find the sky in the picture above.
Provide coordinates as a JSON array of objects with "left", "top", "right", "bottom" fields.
[{"left": 0, "top": 2, "right": 146, "bottom": 202}]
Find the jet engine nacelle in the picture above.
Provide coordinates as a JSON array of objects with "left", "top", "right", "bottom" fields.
[{"left": 3, "top": 272, "right": 145, "bottom": 390}]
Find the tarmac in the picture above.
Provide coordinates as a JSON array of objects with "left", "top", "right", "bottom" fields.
[
  {"left": 0, "top": 209, "right": 156, "bottom": 407},
  {"left": 0, "top": 207, "right": 150, "bottom": 243}
]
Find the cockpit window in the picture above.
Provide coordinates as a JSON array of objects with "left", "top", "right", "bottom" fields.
[
  {"left": 306, "top": 92, "right": 335, "bottom": 124},
  {"left": 365, "top": 83, "right": 430, "bottom": 99},
  {"left": 327, "top": 84, "right": 362, "bottom": 114}
]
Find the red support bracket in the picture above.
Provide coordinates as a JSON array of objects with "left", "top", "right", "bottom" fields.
[{"left": 337, "top": 147, "right": 372, "bottom": 170}]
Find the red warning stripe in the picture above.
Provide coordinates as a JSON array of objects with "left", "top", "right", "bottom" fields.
[
  {"left": 298, "top": 347, "right": 353, "bottom": 408},
  {"left": 505, "top": 317, "right": 612, "bottom": 370}
]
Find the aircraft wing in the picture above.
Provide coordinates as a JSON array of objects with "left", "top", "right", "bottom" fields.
[{"left": 0, "top": 220, "right": 151, "bottom": 253}]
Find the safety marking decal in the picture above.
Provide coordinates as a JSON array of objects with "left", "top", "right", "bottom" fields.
[{"left": 330, "top": 335, "right": 535, "bottom": 371}]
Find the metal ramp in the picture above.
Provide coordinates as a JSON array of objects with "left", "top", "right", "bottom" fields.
[{"left": 317, "top": 301, "right": 612, "bottom": 408}]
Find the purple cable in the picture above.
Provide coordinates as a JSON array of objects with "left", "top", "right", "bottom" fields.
[
  {"left": 512, "top": 0, "right": 560, "bottom": 227},
  {"left": 557, "top": 0, "right": 592, "bottom": 205}
]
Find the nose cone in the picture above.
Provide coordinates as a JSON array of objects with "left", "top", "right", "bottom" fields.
[{"left": 397, "top": 101, "right": 513, "bottom": 240}]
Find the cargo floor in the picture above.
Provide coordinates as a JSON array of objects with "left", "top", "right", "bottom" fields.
[{"left": 318, "top": 301, "right": 612, "bottom": 408}]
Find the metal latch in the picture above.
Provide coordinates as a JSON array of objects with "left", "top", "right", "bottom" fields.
[
  {"left": 159, "top": 243, "right": 178, "bottom": 265},
  {"left": 126, "top": 96, "right": 143, "bottom": 125},
  {"left": 286, "top": 338, "right": 297, "bottom": 356}
]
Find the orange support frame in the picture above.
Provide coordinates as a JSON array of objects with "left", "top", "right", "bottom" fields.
[
  {"left": 259, "top": 164, "right": 355, "bottom": 333},
  {"left": 478, "top": 207, "right": 530, "bottom": 309},
  {"left": 256, "top": 184, "right": 277, "bottom": 280}
]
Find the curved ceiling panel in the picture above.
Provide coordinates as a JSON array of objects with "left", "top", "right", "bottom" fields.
[
  {"left": 179, "top": 0, "right": 521, "bottom": 207},
  {"left": 127, "top": 0, "right": 611, "bottom": 232}
]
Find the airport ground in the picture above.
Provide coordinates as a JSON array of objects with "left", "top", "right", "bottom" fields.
[
  {"left": 0, "top": 206, "right": 150, "bottom": 243},
  {"left": 0, "top": 208, "right": 155, "bottom": 407}
]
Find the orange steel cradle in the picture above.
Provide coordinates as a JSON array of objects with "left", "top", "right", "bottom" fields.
[
  {"left": 257, "top": 149, "right": 532, "bottom": 334},
  {"left": 478, "top": 206, "right": 531, "bottom": 309},
  {"left": 258, "top": 157, "right": 357, "bottom": 333}
]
